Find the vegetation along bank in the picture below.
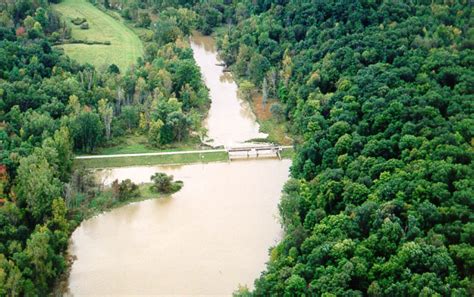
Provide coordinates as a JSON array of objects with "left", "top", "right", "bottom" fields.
[{"left": 0, "top": 0, "right": 472, "bottom": 296}]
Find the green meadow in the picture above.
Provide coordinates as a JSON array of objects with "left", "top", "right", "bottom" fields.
[{"left": 53, "top": 0, "right": 143, "bottom": 71}]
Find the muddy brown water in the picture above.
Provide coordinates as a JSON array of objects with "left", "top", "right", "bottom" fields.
[
  {"left": 190, "top": 32, "right": 267, "bottom": 147},
  {"left": 63, "top": 33, "right": 290, "bottom": 296},
  {"left": 64, "top": 160, "right": 290, "bottom": 296}
]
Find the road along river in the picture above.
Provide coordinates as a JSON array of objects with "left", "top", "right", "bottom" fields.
[{"left": 63, "top": 33, "right": 290, "bottom": 296}]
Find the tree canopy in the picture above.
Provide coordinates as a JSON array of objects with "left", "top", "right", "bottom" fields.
[{"left": 200, "top": 0, "right": 473, "bottom": 295}]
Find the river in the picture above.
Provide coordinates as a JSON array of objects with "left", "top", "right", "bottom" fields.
[
  {"left": 63, "top": 33, "right": 290, "bottom": 296},
  {"left": 190, "top": 32, "right": 267, "bottom": 147}
]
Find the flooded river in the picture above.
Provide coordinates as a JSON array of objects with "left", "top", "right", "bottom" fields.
[
  {"left": 190, "top": 32, "right": 267, "bottom": 147},
  {"left": 64, "top": 33, "right": 290, "bottom": 296},
  {"left": 65, "top": 160, "right": 290, "bottom": 296}
]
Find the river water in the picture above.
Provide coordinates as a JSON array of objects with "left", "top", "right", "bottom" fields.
[
  {"left": 64, "top": 33, "right": 290, "bottom": 296},
  {"left": 190, "top": 32, "right": 267, "bottom": 147}
]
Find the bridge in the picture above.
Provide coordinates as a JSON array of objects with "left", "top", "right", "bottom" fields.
[
  {"left": 226, "top": 145, "right": 292, "bottom": 160},
  {"left": 75, "top": 145, "right": 292, "bottom": 162}
]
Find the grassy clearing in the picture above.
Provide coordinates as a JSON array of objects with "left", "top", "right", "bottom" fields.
[
  {"left": 75, "top": 151, "right": 230, "bottom": 168},
  {"left": 53, "top": 0, "right": 143, "bottom": 71},
  {"left": 86, "top": 134, "right": 210, "bottom": 156},
  {"left": 93, "top": 134, "right": 159, "bottom": 155},
  {"left": 260, "top": 119, "right": 293, "bottom": 145}
]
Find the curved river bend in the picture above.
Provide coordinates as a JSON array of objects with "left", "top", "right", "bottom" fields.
[{"left": 64, "top": 34, "right": 290, "bottom": 296}]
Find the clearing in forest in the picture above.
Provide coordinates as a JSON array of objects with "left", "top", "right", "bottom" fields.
[{"left": 53, "top": 0, "right": 143, "bottom": 71}]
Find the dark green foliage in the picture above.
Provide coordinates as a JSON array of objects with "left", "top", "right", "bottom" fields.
[
  {"left": 111, "top": 179, "right": 139, "bottom": 201},
  {"left": 107, "top": 63, "right": 120, "bottom": 74},
  {"left": 71, "top": 17, "right": 87, "bottom": 26},
  {"left": 210, "top": 0, "right": 474, "bottom": 295},
  {"left": 150, "top": 172, "right": 182, "bottom": 194},
  {"left": 70, "top": 111, "right": 104, "bottom": 153}
]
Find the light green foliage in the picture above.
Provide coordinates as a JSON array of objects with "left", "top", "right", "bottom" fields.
[
  {"left": 238, "top": 80, "right": 255, "bottom": 101},
  {"left": 42, "top": 126, "right": 74, "bottom": 181},
  {"left": 98, "top": 99, "right": 113, "bottom": 140},
  {"left": 53, "top": 0, "right": 144, "bottom": 70},
  {"left": 15, "top": 153, "right": 62, "bottom": 224},
  {"left": 148, "top": 119, "right": 164, "bottom": 147},
  {"left": 24, "top": 226, "right": 55, "bottom": 294}
]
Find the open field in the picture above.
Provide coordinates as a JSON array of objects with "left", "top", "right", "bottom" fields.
[
  {"left": 53, "top": 0, "right": 143, "bottom": 71},
  {"left": 75, "top": 151, "right": 230, "bottom": 168}
]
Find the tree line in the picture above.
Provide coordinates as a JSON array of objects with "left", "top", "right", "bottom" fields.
[{"left": 0, "top": 0, "right": 208, "bottom": 294}]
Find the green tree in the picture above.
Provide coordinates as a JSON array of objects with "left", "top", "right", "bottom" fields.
[
  {"left": 238, "top": 80, "right": 255, "bottom": 101},
  {"left": 70, "top": 112, "right": 104, "bottom": 152},
  {"left": 150, "top": 172, "right": 174, "bottom": 193},
  {"left": 42, "top": 126, "right": 73, "bottom": 182},
  {"left": 15, "top": 153, "right": 61, "bottom": 224},
  {"left": 98, "top": 99, "right": 113, "bottom": 140},
  {"left": 148, "top": 119, "right": 164, "bottom": 147},
  {"left": 24, "top": 226, "right": 56, "bottom": 294}
]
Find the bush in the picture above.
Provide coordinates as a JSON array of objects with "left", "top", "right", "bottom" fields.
[
  {"left": 111, "top": 179, "right": 140, "bottom": 201},
  {"left": 270, "top": 103, "right": 285, "bottom": 122},
  {"left": 108, "top": 64, "right": 120, "bottom": 74},
  {"left": 150, "top": 173, "right": 183, "bottom": 193},
  {"left": 71, "top": 17, "right": 87, "bottom": 25},
  {"left": 80, "top": 22, "right": 89, "bottom": 30}
]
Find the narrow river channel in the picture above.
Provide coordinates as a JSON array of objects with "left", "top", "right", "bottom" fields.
[
  {"left": 190, "top": 32, "right": 267, "bottom": 146},
  {"left": 63, "top": 34, "right": 290, "bottom": 296}
]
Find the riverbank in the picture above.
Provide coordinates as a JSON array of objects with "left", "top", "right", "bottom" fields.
[
  {"left": 69, "top": 182, "right": 177, "bottom": 223},
  {"left": 55, "top": 178, "right": 182, "bottom": 295}
]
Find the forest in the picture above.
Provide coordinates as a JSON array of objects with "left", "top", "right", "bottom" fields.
[
  {"left": 0, "top": 0, "right": 207, "bottom": 294},
  {"left": 199, "top": 0, "right": 473, "bottom": 295},
  {"left": 0, "top": 0, "right": 473, "bottom": 296}
]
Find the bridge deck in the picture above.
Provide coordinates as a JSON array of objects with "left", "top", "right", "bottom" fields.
[
  {"left": 227, "top": 145, "right": 281, "bottom": 152},
  {"left": 227, "top": 145, "right": 289, "bottom": 160}
]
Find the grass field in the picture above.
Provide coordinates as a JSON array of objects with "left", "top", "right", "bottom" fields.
[
  {"left": 76, "top": 151, "right": 230, "bottom": 168},
  {"left": 53, "top": 0, "right": 143, "bottom": 71}
]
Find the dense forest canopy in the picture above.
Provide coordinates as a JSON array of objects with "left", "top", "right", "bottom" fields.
[{"left": 200, "top": 0, "right": 473, "bottom": 295}]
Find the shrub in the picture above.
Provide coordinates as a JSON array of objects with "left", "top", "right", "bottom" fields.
[
  {"left": 150, "top": 173, "right": 183, "bottom": 193},
  {"left": 71, "top": 17, "right": 87, "bottom": 25},
  {"left": 270, "top": 103, "right": 285, "bottom": 122},
  {"left": 111, "top": 179, "right": 139, "bottom": 201}
]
